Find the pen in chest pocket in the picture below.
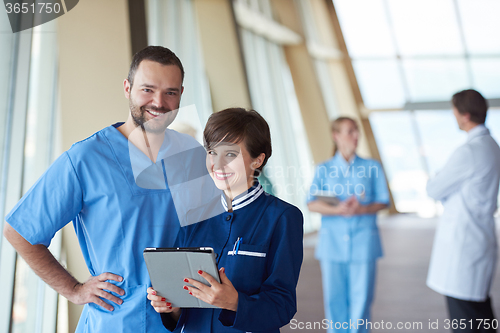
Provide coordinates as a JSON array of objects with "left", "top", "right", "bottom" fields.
[{"left": 232, "top": 237, "right": 243, "bottom": 255}]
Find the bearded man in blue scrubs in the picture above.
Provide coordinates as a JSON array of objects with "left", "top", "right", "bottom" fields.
[{"left": 3, "top": 46, "right": 209, "bottom": 332}]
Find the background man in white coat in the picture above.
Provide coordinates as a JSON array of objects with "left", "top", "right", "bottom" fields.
[{"left": 427, "top": 89, "right": 500, "bottom": 332}]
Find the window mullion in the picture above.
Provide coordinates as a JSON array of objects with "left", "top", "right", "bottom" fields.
[{"left": 0, "top": 28, "right": 33, "bottom": 333}]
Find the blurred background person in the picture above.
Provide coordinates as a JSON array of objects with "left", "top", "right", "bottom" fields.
[
  {"left": 307, "top": 117, "right": 389, "bottom": 332},
  {"left": 427, "top": 90, "right": 500, "bottom": 333}
]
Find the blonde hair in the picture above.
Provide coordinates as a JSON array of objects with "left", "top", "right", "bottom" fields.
[{"left": 331, "top": 117, "right": 358, "bottom": 156}]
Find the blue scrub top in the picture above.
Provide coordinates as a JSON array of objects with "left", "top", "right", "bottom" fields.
[
  {"left": 307, "top": 153, "right": 389, "bottom": 262},
  {"left": 6, "top": 123, "right": 207, "bottom": 333},
  {"left": 161, "top": 183, "right": 304, "bottom": 333}
]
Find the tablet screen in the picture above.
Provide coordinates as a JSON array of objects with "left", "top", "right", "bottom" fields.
[{"left": 143, "top": 247, "right": 221, "bottom": 308}]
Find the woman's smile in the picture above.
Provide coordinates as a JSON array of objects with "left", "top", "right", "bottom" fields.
[{"left": 213, "top": 171, "right": 235, "bottom": 180}]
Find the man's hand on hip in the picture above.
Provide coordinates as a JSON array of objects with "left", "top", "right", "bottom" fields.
[{"left": 70, "top": 273, "right": 125, "bottom": 311}]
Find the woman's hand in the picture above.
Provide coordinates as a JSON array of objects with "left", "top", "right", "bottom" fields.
[
  {"left": 147, "top": 287, "right": 181, "bottom": 317},
  {"left": 341, "top": 197, "right": 387, "bottom": 215},
  {"left": 337, "top": 199, "right": 356, "bottom": 216},
  {"left": 338, "top": 196, "right": 366, "bottom": 216},
  {"left": 184, "top": 267, "right": 238, "bottom": 311}
]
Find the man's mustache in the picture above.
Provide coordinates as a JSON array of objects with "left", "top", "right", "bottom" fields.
[{"left": 140, "top": 105, "right": 175, "bottom": 113}]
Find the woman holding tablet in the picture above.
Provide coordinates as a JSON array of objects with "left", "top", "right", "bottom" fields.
[
  {"left": 307, "top": 117, "right": 389, "bottom": 333},
  {"left": 147, "top": 108, "right": 303, "bottom": 332}
]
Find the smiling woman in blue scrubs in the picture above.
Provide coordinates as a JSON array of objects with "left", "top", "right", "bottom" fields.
[
  {"left": 307, "top": 117, "right": 389, "bottom": 333},
  {"left": 147, "top": 108, "right": 304, "bottom": 333}
]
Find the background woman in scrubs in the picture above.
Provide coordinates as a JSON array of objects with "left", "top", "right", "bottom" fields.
[
  {"left": 307, "top": 117, "right": 389, "bottom": 333},
  {"left": 147, "top": 108, "right": 304, "bottom": 332}
]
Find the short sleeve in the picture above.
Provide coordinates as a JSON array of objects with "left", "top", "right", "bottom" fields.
[
  {"left": 307, "top": 164, "right": 326, "bottom": 203},
  {"left": 5, "top": 152, "right": 83, "bottom": 247},
  {"left": 371, "top": 160, "right": 390, "bottom": 205}
]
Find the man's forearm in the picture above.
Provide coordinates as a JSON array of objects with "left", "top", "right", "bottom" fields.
[
  {"left": 4, "top": 222, "right": 125, "bottom": 311},
  {"left": 3, "top": 223, "right": 80, "bottom": 300}
]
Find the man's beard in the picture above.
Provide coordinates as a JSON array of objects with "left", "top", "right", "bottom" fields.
[{"left": 129, "top": 98, "right": 179, "bottom": 134}]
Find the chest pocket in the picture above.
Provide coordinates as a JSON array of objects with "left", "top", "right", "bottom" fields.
[{"left": 225, "top": 244, "right": 267, "bottom": 294}]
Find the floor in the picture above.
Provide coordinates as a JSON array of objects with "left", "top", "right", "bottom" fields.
[{"left": 281, "top": 214, "right": 500, "bottom": 332}]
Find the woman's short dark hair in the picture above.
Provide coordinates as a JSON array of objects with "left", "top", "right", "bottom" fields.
[
  {"left": 452, "top": 89, "right": 488, "bottom": 124},
  {"left": 204, "top": 108, "right": 272, "bottom": 175},
  {"left": 127, "top": 46, "right": 184, "bottom": 88}
]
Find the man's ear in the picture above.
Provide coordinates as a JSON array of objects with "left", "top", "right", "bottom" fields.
[
  {"left": 124, "top": 79, "right": 131, "bottom": 99},
  {"left": 332, "top": 132, "right": 338, "bottom": 144},
  {"left": 464, "top": 112, "right": 471, "bottom": 122}
]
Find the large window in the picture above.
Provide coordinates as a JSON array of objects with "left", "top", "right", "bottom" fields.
[
  {"left": 334, "top": 0, "right": 500, "bottom": 214},
  {"left": 370, "top": 108, "right": 500, "bottom": 215},
  {"left": 0, "top": 12, "right": 60, "bottom": 333},
  {"left": 334, "top": 0, "right": 500, "bottom": 109},
  {"left": 295, "top": 0, "right": 341, "bottom": 120},
  {"left": 146, "top": 0, "right": 213, "bottom": 143},
  {"left": 235, "top": 0, "right": 316, "bottom": 231}
]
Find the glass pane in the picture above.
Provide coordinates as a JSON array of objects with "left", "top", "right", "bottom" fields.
[
  {"left": 146, "top": 0, "right": 212, "bottom": 143},
  {"left": 387, "top": 0, "right": 463, "bottom": 56},
  {"left": 413, "top": 110, "right": 466, "bottom": 176},
  {"left": 402, "top": 58, "right": 469, "bottom": 102},
  {"left": 415, "top": 109, "right": 500, "bottom": 208},
  {"left": 470, "top": 57, "right": 500, "bottom": 99},
  {"left": 0, "top": 6, "right": 16, "bottom": 329},
  {"left": 11, "top": 262, "right": 41, "bottom": 333},
  {"left": 12, "top": 21, "right": 59, "bottom": 333},
  {"left": 483, "top": 110, "right": 500, "bottom": 206},
  {"left": 486, "top": 109, "right": 500, "bottom": 145},
  {"left": 24, "top": 26, "right": 58, "bottom": 186},
  {"left": 333, "top": 0, "right": 395, "bottom": 58},
  {"left": 353, "top": 59, "right": 406, "bottom": 109},
  {"left": 369, "top": 111, "right": 430, "bottom": 214},
  {"left": 457, "top": 0, "right": 500, "bottom": 55},
  {"left": 0, "top": 7, "right": 15, "bottom": 195},
  {"left": 239, "top": 27, "right": 317, "bottom": 232}
]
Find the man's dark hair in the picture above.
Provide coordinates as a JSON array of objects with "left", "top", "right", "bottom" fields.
[
  {"left": 127, "top": 46, "right": 184, "bottom": 88},
  {"left": 452, "top": 89, "right": 488, "bottom": 124},
  {"left": 204, "top": 108, "right": 272, "bottom": 176}
]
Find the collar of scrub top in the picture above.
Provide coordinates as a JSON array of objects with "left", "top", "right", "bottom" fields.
[
  {"left": 221, "top": 181, "right": 264, "bottom": 212},
  {"left": 467, "top": 124, "right": 489, "bottom": 142},
  {"left": 333, "top": 151, "right": 358, "bottom": 167},
  {"left": 108, "top": 122, "right": 171, "bottom": 168},
  {"left": 125, "top": 124, "right": 196, "bottom": 177}
]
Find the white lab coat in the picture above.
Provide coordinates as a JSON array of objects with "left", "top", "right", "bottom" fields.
[{"left": 426, "top": 125, "right": 500, "bottom": 301}]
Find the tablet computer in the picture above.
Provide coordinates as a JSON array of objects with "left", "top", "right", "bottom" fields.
[
  {"left": 312, "top": 191, "right": 340, "bottom": 206},
  {"left": 143, "top": 247, "right": 221, "bottom": 308}
]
